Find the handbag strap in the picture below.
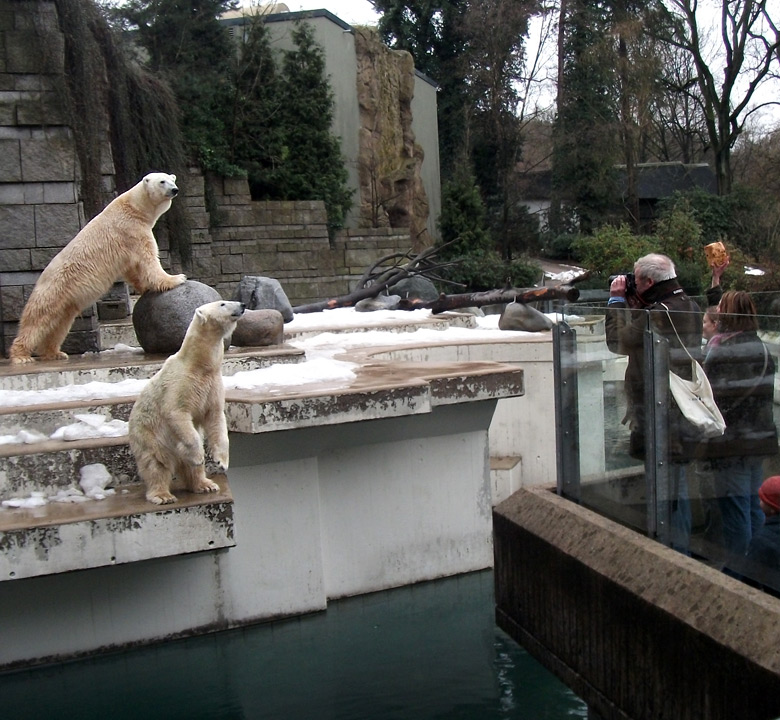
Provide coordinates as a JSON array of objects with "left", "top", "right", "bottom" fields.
[{"left": 660, "top": 303, "right": 697, "bottom": 364}]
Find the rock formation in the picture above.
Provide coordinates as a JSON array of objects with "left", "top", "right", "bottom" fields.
[{"left": 354, "top": 28, "right": 431, "bottom": 251}]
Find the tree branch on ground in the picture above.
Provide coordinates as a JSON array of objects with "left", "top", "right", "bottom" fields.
[{"left": 291, "top": 245, "right": 589, "bottom": 314}]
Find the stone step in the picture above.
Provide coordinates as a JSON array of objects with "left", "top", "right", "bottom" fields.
[
  {"left": 0, "top": 474, "right": 234, "bottom": 581},
  {"left": 97, "top": 317, "right": 139, "bottom": 350},
  {"left": 0, "top": 346, "right": 304, "bottom": 392},
  {"left": 0, "top": 398, "right": 133, "bottom": 437},
  {"left": 0, "top": 436, "right": 137, "bottom": 497}
]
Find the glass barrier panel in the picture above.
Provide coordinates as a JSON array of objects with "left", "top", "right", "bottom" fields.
[{"left": 555, "top": 292, "right": 780, "bottom": 599}]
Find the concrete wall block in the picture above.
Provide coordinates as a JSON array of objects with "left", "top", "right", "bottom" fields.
[
  {"left": 189, "top": 228, "right": 211, "bottom": 244},
  {"left": 186, "top": 210, "right": 210, "bottom": 228},
  {"left": 15, "top": 94, "right": 65, "bottom": 125},
  {"left": 0, "top": 269, "right": 39, "bottom": 287},
  {"left": 191, "top": 256, "right": 216, "bottom": 278},
  {"left": 345, "top": 248, "right": 380, "bottom": 269},
  {"left": 0, "top": 182, "right": 26, "bottom": 204},
  {"left": 34, "top": 204, "right": 80, "bottom": 247},
  {"left": 183, "top": 173, "right": 205, "bottom": 197},
  {"left": 14, "top": 74, "right": 47, "bottom": 92},
  {"left": 222, "top": 176, "right": 250, "bottom": 198},
  {"left": 0, "top": 137, "right": 20, "bottom": 180},
  {"left": 42, "top": 181, "right": 77, "bottom": 204},
  {"left": 30, "top": 246, "right": 59, "bottom": 267},
  {"left": 0, "top": 284, "right": 24, "bottom": 320},
  {"left": 0, "top": 204, "right": 34, "bottom": 247},
  {"left": 217, "top": 207, "right": 257, "bottom": 227},
  {"left": 220, "top": 253, "right": 245, "bottom": 275},
  {"left": 0, "top": 247, "right": 30, "bottom": 271},
  {"left": 5, "top": 27, "right": 63, "bottom": 74},
  {"left": 0, "top": 99, "right": 14, "bottom": 125},
  {"left": 21, "top": 136, "right": 76, "bottom": 181}
]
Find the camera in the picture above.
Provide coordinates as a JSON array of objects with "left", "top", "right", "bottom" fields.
[{"left": 608, "top": 272, "right": 636, "bottom": 296}]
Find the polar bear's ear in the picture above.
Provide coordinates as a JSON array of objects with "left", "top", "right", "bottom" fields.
[
  {"left": 170, "top": 174, "right": 176, "bottom": 183},
  {"left": 194, "top": 307, "right": 207, "bottom": 324}
]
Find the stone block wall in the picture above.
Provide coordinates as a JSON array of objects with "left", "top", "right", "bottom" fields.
[
  {"left": 0, "top": 1, "right": 105, "bottom": 356},
  {"left": 159, "top": 173, "right": 413, "bottom": 307}
]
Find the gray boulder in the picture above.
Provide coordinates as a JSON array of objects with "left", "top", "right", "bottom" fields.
[
  {"left": 388, "top": 276, "right": 439, "bottom": 302},
  {"left": 498, "top": 302, "right": 554, "bottom": 332},
  {"left": 233, "top": 276, "right": 294, "bottom": 322},
  {"left": 355, "top": 294, "right": 401, "bottom": 312},
  {"left": 133, "top": 280, "right": 224, "bottom": 354},
  {"left": 231, "top": 309, "right": 284, "bottom": 347}
]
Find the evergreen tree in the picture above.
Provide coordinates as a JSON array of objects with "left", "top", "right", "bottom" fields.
[
  {"left": 228, "top": 14, "right": 285, "bottom": 194},
  {"left": 436, "top": 163, "right": 539, "bottom": 291},
  {"left": 273, "top": 22, "right": 353, "bottom": 236},
  {"left": 551, "top": 0, "right": 619, "bottom": 233},
  {"left": 113, "top": 0, "right": 240, "bottom": 174}
]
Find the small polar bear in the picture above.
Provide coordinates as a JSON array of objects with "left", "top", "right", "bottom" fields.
[
  {"left": 128, "top": 300, "right": 245, "bottom": 505},
  {"left": 9, "top": 172, "right": 186, "bottom": 363}
]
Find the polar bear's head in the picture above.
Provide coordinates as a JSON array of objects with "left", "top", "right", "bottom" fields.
[
  {"left": 143, "top": 172, "right": 178, "bottom": 203},
  {"left": 194, "top": 301, "right": 246, "bottom": 339}
]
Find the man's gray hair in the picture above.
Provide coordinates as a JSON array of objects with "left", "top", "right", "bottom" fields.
[{"left": 634, "top": 253, "right": 676, "bottom": 282}]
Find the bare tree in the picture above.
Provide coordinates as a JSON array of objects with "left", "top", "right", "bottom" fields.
[
  {"left": 656, "top": 0, "right": 780, "bottom": 194},
  {"left": 646, "top": 39, "right": 710, "bottom": 163}
]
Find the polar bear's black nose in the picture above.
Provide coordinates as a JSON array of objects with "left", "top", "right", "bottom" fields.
[{"left": 170, "top": 187, "right": 179, "bottom": 196}]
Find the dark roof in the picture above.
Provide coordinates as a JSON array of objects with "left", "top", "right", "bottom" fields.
[
  {"left": 617, "top": 162, "right": 716, "bottom": 199},
  {"left": 517, "top": 162, "right": 716, "bottom": 202}
]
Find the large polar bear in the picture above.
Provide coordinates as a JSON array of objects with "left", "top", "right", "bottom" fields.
[
  {"left": 9, "top": 172, "right": 186, "bottom": 363},
  {"left": 128, "top": 300, "right": 245, "bottom": 505}
]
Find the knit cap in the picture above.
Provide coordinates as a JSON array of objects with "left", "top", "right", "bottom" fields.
[{"left": 758, "top": 476, "right": 780, "bottom": 512}]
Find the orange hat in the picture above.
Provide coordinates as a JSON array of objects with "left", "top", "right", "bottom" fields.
[{"left": 759, "top": 476, "right": 780, "bottom": 512}]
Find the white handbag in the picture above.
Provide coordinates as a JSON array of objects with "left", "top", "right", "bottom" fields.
[
  {"left": 668, "top": 359, "right": 726, "bottom": 438},
  {"left": 661, "top": 305, "right": 726, "bottom": 439}
]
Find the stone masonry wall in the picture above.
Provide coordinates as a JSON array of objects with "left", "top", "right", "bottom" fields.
[{"left": 178, "top": 174, "right": 413, "bottom": 306}]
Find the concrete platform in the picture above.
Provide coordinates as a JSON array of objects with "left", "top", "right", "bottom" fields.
[{"left": 0, "top": 476, "right": 234, "bottom": 581}]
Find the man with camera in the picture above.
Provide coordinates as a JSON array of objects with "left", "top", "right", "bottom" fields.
[{"left": 606, "top": 253, "right": 703, "bottom": 553}]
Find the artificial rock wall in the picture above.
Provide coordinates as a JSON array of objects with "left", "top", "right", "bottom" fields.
[
  {"left": 0, "top": 1, "right": 415, "bottom": 357},
  {"left": 354, "top": 28, "right": 431, "bottom": 250}
]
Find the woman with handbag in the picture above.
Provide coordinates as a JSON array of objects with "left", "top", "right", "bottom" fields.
[{"left": 702, "top": 290, "right": 778, "bottom": 559}]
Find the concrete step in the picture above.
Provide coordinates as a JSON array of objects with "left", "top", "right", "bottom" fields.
[
  {"left": 0, "top": 474, "right": 234, "bottom": 581},
  {"left": 490, "top": 455, "right": 523, "bottom": 505},
  {"left": 98, "top": 317, "right": 139, "bottom": 350},
  {"left": 0, "top": 398, "right": 133, "bottom": 437},
  {"left": 0, "top": 436, "right": 137, "bottom": 497},
  {"left": 0, "top": 346, "right": 305, "bottom": 392}
]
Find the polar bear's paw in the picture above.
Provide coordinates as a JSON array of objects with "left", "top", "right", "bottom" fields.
[
  {"left": 192, "top": 478, "right": 220, "bottom": 494},
  {"left": 162, "top": 274, "right": 187, "bottom": 290},
  {"left": 9, "top": 354, "right": 35, "bottom": 364},
  {"left": 40, "top": 350, "right": 69, "bottom": 362},
  {"left": 147, "top": 490, "right": 177, "bottom": 505}
]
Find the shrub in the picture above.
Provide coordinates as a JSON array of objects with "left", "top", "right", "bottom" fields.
[{"left": 571, "top": 224, "right": 657, "bottom": 278}]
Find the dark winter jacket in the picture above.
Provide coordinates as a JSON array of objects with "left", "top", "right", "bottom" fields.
[
  {"left": 701, "top": 330, "right": 777, "bottom": 459},
  {"left": 605, "top": 277, "right": 703, "bottom": 460}
]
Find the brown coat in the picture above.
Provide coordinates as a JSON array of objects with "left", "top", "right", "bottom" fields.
[{"left": 606, "top": 278, "right": 703, "bottom": 460}]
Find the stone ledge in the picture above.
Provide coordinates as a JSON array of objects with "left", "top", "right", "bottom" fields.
[
  {"left": 0, "top": 475, "right": 234, "bottom": 581},
  {"left": 493, "top": 485, "right": 780, "bottom": 720}
]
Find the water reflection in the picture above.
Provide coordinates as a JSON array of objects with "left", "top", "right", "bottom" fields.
[{"left": 0, "top": 570, "right": 586, "bottom": 720}]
